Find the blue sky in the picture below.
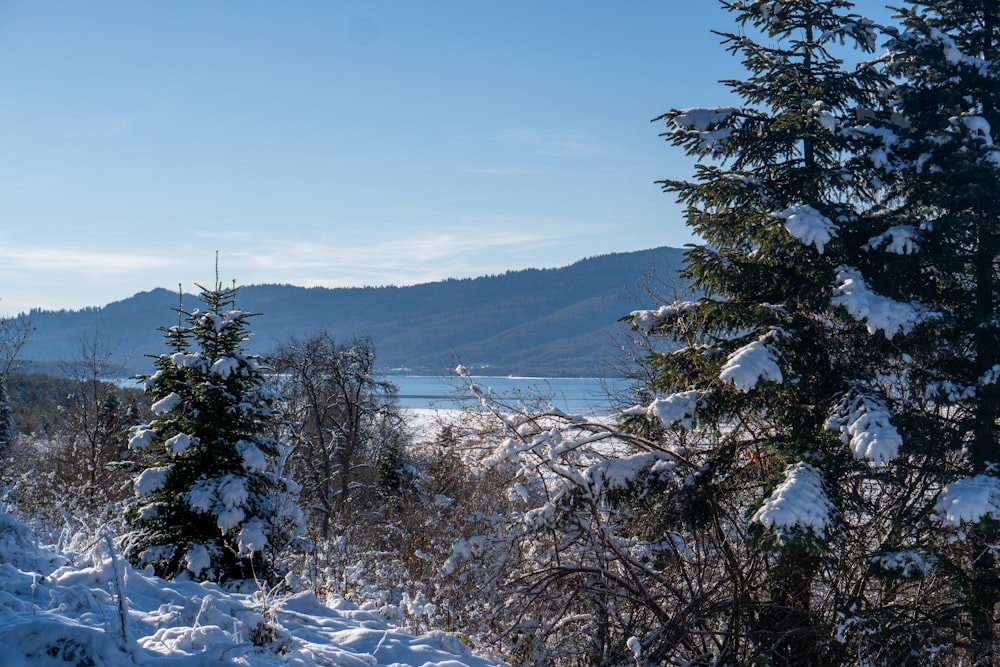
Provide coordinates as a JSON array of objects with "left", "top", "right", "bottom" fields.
[{"left": 0, "top": 1, "right": 892, "bottom": 316}]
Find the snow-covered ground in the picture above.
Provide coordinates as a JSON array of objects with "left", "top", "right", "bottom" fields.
[{"left": 0, "top": 512, "right": 505, "bottom": 666}]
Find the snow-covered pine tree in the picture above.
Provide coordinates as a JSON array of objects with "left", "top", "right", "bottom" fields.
[
  {"left": 123, "top": 282, "right": 304, "bottom": 585},
  {"left": 632, "top": 1, "right": 944, "bottom": 662},
  {"left": 875, "top": 2, "right": 1000, "bottom": 659}
]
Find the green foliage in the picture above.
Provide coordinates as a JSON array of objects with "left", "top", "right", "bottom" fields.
[
  {"left": 123, "top": 282, "right": 304, "bottom": 585},
  {"left": 612, "top": 0, "right": 986, "bottom": 663}
]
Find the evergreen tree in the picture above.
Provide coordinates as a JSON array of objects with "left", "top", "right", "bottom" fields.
[
  {"left": 631, "top": 1, "right": 950, "bottom": 662},
  {"left": 871, "top": 2, "right": 1000, "bottom": 660},
  {"left": 123, "top": 282, "right": 304, "bottom": 584}
]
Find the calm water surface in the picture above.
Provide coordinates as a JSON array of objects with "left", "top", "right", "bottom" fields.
[{"left": 389, "top": 375, "right": 632, "bottom": 414}]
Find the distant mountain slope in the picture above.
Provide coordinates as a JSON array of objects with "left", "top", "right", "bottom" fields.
[{"left": 17, "top": 246, "right": 688, "bottom": 377}]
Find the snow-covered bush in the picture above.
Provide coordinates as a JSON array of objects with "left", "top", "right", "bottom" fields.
[{"left": 3, "top": 371, "right": 143, "bottom": 528}]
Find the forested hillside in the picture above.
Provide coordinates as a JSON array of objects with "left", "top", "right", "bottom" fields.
[{"left": 17, "top": 246, "right": 686, "bottom": 377}]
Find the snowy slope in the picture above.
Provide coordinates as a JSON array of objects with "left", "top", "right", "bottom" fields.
[{"left": 0, "top": 513, "right": 504, "bottom": 667}]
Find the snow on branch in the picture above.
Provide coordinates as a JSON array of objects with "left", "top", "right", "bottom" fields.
[
  {"left": 629, "top": 301, "right": 696, "bottom": 334},
  {"left": 871, "top": 550, "right": 937, "bottom": 578},
  {"left": 842, "top": 122, "right": 900, "bottom": 148},
  {"left": 719, "top": 331, "right": 783, "bottom": 391},
  {"left": 926, "top": 28, "right": 990, "bottom": 76},
  {"left": 752, "top": 462, "right": 833, "bottom": 541},
  {"left": 840, "top": 122, "right": 901, "bottom": 171},
  {"left": 151, "top": 392, "right": 181, "bottom": 415},
  {"left": 980, "top": 365, "right": 1000, "bottom": 386},
  {"left": 829, "top": 16, "right": 878, "bottom": 51},
  {"left": 775, "top": 204, "right": 838, "bottom": 253},
  {"left": 164, "top": 433, "right": 193, "bottom": 456},
  {"left": 950, "top": 114, "right": 1000, "bottom": 166},
  {"left": 934, "top": 474, "right": 1000, "bottom": 526},
  {"left": 623, "top": 390, "right": 705, "bottom": 430},
  {"left": 237, "top": 518, "right": 269, "bottom": 556},
  {"left": 809, "top": 101, "right": 839, "bottom": 133},
  {"left": 831, "top": 266, "right": 928, "bottom": 338},
  {"left": 922, "top": 380, "right": 975, "bottom": 407},
  {"left": 210, "top": 356, "right": 241, "bottom": 378},
  {"left": 186, "top": 474, "right": 250, "bottom": 534},
  {"left": 582, "top": 451, "right": 678, "bottom": 499},
  {"left": 237, "top": 439, "right": 268, "bottom": 472},
  {"left": 171, "top": 352, "right": 205, "bottom": 370},
  {"left": 134, "top": 467, "right": 169, "bottom": 497},
  {"left": 864, "top": 225, "right": 920, "bottom": 255},
  {"left": 826, "top": 391, "right": 902, "bottom": 466},
  {"left": 180, "top": 544, "right": 210, "bottom": 578},
  {"left": 670, "top": 107, "right": 738, "bottom": 150},
  {"left": 127, "top": 425, "right": 156, "bottom": 451},
  {"left": 953, "top": 114, "right": 993, "bottom": 141}
]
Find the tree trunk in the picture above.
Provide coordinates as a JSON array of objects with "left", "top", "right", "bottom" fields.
[
  {"left": 760, "top": 553, "right": 828, "bottom": 666},
  {"left": 970, "top": 216, "right": 999, "bottom": 663}
]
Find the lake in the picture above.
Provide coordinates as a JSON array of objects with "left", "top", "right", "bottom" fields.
[
  {"left": 120, "top": 373, "right": 633, "bottom": 415},
  {"left": 390, "top": 375, "right": 632, "bottom": 414}
]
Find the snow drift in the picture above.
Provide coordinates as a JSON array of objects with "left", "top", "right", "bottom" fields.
[{"left": 0, "top": 511, "right": 504, "bottom": 667}]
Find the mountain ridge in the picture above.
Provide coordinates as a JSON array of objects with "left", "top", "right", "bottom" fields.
[{"left": 16, "top": 246, "right": 688, "bottom": 377}]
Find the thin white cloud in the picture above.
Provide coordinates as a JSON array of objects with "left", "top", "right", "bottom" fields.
[
  {"left": 0, "top": 218, "right": 602, "bottom": 316},
  {"left": 192, "top": 229, "right": 260, "bottom": 241},
  {"left": 200, "top": 219, "right": 594, "bottom": 289},
  {"left": 0, "top": 246, "right": 176, "bottom": 273},
  {"left": 503, "top": 128, "right": 613, "bottom": 158},
  {"left": 0, "top": 245, "right": 185, "bottom": 315},
  {"left": 231, "top": 230, "right": 559, "bottom": 275}
]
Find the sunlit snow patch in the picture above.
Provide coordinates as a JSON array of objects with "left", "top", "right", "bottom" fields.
[
  {"left": 210, "top": 356, "right": 240, "bottom": 378},
  {"left": 826, "top": 392, "right": 902, "bottom": 465},
  {"left": 127, "top": 425, "right": 156, "bottom": 451},
  {"left": 928, "top": 28, "right": 989, "bottom": 75},
  {"left": 831, "top": 266, "right": 926, "bottom": 338},
  {"left": 629, "top": 301, "right": 696, "bottom": 334},
  {"left": 671, "top": 107, "right": 737, "bottom": 150},
  {"left": 165, "top": 433, "right": 193, "bottom": 456},
  {"left": 0, "top": 510, "right": 505, "bottom": 666},
  {"left": 753, "top": 462, "right": 832, "bottom": 542},
  {"left": 134, "top": 467, "right": 169, "bottom": 497},
  {"left": 623, "top": 390, "right": 704, "bottom": 430},
  {"left": 864, "top": 225, "right": 919, "bottom": 255},
  {"left": 719, "top": 334, "right": 782, "bottom": 391},
  {"left": 934, "top": 474, "right": 1000, "bottom": 526},
  {"left": 151, "top": 392, "right": 181, "bottom": 415},
  {"left": 776, "top": 204, "right": 838, "bottom": 253}
]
